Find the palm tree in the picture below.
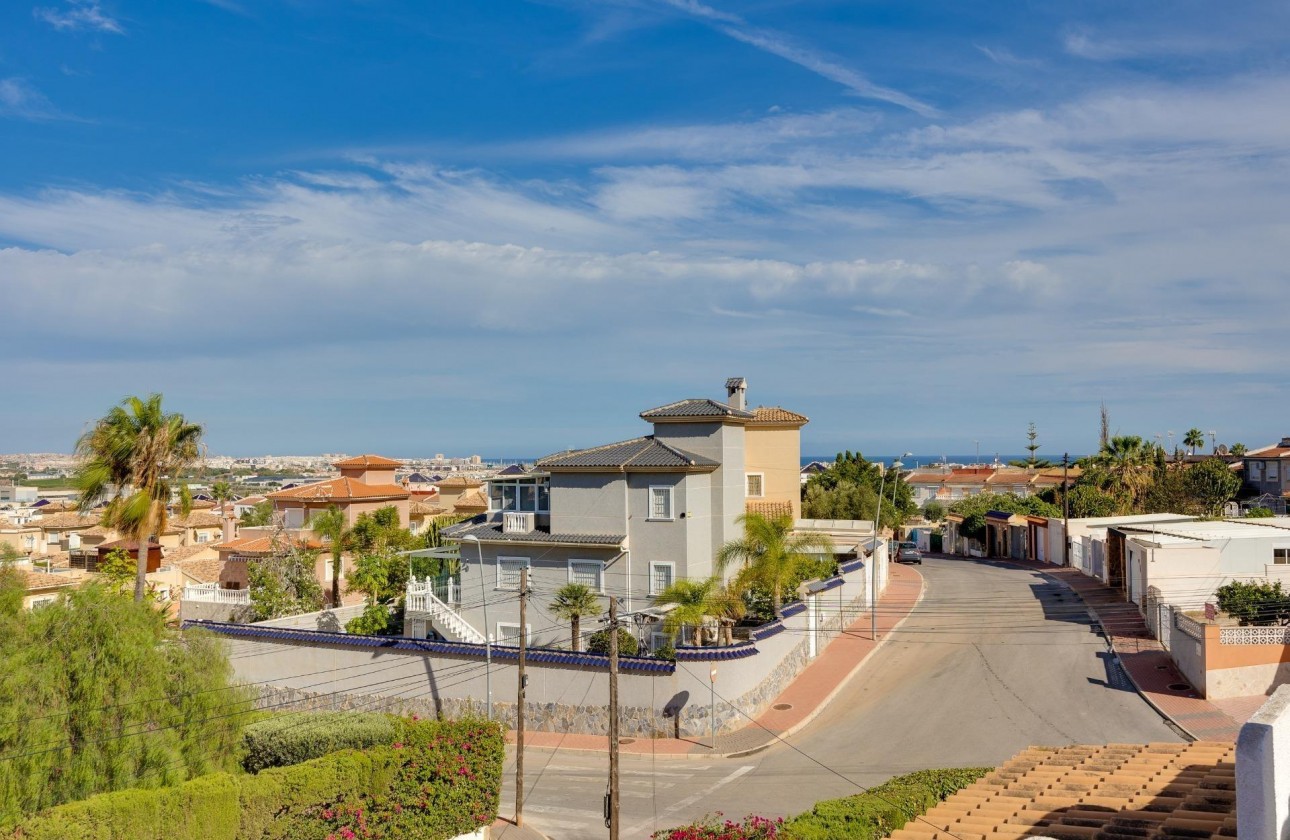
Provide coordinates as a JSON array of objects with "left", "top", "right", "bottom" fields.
[
  {"left": 211, "top": 480, "right": 233, "bottom": 504},
  {"left": 550, "top": 583, "right": 603, "bottom": 651},
  {"left": 1091, "top": 435, "right": 1154, "bottom": 513},
  {"left": 74, "top": 394, "right": 203, "bottom": 602},
  {"left": 655, "top": 577, "right": 719, "bottom": 647},
  {"left": 311, "top": 504, "right": 350, "bottom": 607},
  {"left": 1231, "top": 443, "right": 1248, "bottom": 457},
  {"left": 716, "top": 512, "right": 834, "bottom": 614},
  {"left": 1184, "top": 428, "right": 1205, "bottom": 455}
]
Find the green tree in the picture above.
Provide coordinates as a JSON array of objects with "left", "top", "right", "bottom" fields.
[
  {"left": 96, "top": 548, "right": 137, "bottom": 593},
  {"left": 1230, "top": 443, "right": 1248, "bottom": 457},
  {"left": 1009, "top": 422, "right": 1055, "bottom": 469},
  {"left": 550, "top": 583, "right": 603, "bottom": 651},
  {"left": 239, "top": 500, "right": 273, "bottom": 526},
  {"left": 801, "top": 451, "right": 915, "bottom": 528},
  {"left": 210, "top": 480, "right": 233, "bottom": 504},
  {"left": 716, "top": 512, "right": 834, "bottom": 614},
  {"left": 922, "top": 500, "right": 947, "bottom": 522},
  {"left": 247, "top": 537, "right": 325, "bottom": 621},
  {"left": 311, "top": 504, "right": 351, "bottom": 607},
  {"left": 654, "top": 577, "right": 721, "bottom": 647},
  {"left": 0, "top": 542, "right": 20, "bottom": 564},
  {"left": 74, "top": 394, "right": 204, "bottom": 602},
  {"left": 1216, "top": 580, "right": 1289, "bottom": 626},
  {"left": 947, "top": 493, "right": 1061, "bottom": 542},
  {"left": 0, "top": 583, "right": 250, "bottom": 823},
  {"left": 586, "top": 627, "right": 638, "bottom": 656},
  {"left": 1086, "top": 435, "right": 1155, "bottom": 513},
  {"left": 1064, "top": 483, "right": 1118, "bottom": 518},
  {"left": 1184, "top": 458, "right": 1241, "bottom": 517},
  {"left": 1184, "top": 428, "right": 1205, "bottom": 455}
]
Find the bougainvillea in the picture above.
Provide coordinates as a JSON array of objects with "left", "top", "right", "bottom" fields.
[{"left": 652, "top": 813, "right": 784, "bottom": 840}]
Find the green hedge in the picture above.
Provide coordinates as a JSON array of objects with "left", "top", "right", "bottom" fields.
[
  {"left": 781, "top": 767, "right": 992, "bottom": 840},
  {"left": 241, "top": 712, "right": 398, "bottom": 773},
  {"left": 9, "top": 718, "right": 504, "bottom": 840}
]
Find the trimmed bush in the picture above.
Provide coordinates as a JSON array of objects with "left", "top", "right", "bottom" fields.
[
  {"left": 654, "top": 814, "right": 784, "bottom": 839},
  {"left": 780, "top": 767, "right": 992, "bottom": 840},
  {"left": 8, "top": 718, "right": 504, "bottom": 840},
  {"left": 587, "top": 627, "right": 639, "bottom": 656},
  {"left": 241, "top": 711, "right": 398, "bottom": 773}
]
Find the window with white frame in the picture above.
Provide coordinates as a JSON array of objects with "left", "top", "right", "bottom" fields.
[
  {"left": 496, "top": 622, "right": 531, "bottom": 645},
  {"left": 568, "top": 560, "right": 604, "bottom": 591},
  {"left": 649, "top": 562, "right": 674, "bottom": 595},
  {"left": 1270, "top": 464, "right": 1281, "bottom": 481},
  {"left": 1275, "top": 547, "right": 1290, "bottom": 565},
  {"left": 496, "top": 556, "right": 527, "bottom": 590},
  {"left": 196, "top": 531, "right": 209, "bottom": 543},
  {"left": 30, "top": 596, "right": 56, "bottom": 609},
  {"left": 22, "top": 536, "right": 34, "bottom": 550},
  {"left": 648, "top": 486, "right": 674, "bottom": 520},
  {"left": 745, "top": 473, "right": 764, "bottom": 498}
]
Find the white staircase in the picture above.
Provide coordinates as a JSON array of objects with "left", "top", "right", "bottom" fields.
[{"left": 406, "top": 580, "right": 486, "bottom": 644}]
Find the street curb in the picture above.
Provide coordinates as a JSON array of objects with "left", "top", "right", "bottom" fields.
[
  {"left": 984, "top": 556, "right": 1202, "bottom": 743},
  {"left": 516, "top": 566, "right": 929, "bottom": 761}
]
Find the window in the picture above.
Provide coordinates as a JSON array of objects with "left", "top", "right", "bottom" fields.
[
  {"left": 648, "top": 486, "right": 674, "bottom": 520},
  {"left": 22, "top": 536, "right": 34, "bottom": 550},
  {"left": 196, "top": 531, "right": 209, "bottom": 543},
  {"left": 569, "top": 560, "right": 604, "bottom": 591},
  {"left": 1270, "top": 464, "right": 1281, "bottom": 481},
  {"left": 1275, "top": 548, "right": 1290, "bottom": 565},
  {"left": 496, "top": 622, "right": 531, "bottom": 645},
  {"left": 746, "top": 473, "right": 764, "bottom": 498},
  {"left": 649, "top": 562, "right": 674, "bottom": 596},
  {"left": 408, "top": 520, "right": 420, "bottom": 535},
  {"left": 496, "top": 556, "right": 527, "bottom": 590},
  {"left": 1252, "top": 461, "right": 1265, "bottom": 475},
  {"left": 30, "top": 597, "right": 56, "bottom": 610},
  {"left": 489, "top": 478, "right": 550, "bottom": 513}
]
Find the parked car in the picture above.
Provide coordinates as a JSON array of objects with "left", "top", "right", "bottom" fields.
[{"left": 897, "top": 542, "right": 922, "bottom": 564}]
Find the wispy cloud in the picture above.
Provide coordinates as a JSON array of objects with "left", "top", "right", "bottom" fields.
[
  {"left": 656, "top": 0, "right": 936, "bottom": 116},
  {"left": 975, "top": 44, "right": 1041, "bottom": 68},
  {"left": 34, "top": 0, "right": 124, "bottom": 34},
  {"left": 197, "top": 0, "right": 249, "bottom": 15},
  {"left": 0, "top": 78, "right": 68, "bottom": 121},
  {"left": 1062, "top": 28, "right": 1226, "bottom": 61}
]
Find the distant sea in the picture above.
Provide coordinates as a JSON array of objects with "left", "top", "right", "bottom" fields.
[{"left": 802, "top": 454, "right": 1065, "bottom": 468}]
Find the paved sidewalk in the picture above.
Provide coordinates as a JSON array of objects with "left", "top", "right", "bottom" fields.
[
  {"left": 491, "top": 818, "right": 552, "bottom": 840},
  {"left": 991, "top": 556, "right": 1246, "bottom": 742},
  {"left": 510, "top": 562, "right": 925, "bottom": 759}
]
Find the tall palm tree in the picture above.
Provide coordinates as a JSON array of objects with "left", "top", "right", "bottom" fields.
[
  {"left": 716, "top": 512, "right": 834, "bottom": 614},
  {"left": 75, "top": 394, "right": 203, "bottom": 602},
  {"left": 311, "top": 504, "right": 350, "bottom": 607},
  {"left": 550, "top": 583, "right": 603, "bottom": 651},
  {"left": 1184, "top": 428, "right": 1205, "bottom": 455},
  {"left": 211, "top": 480, "right": 233, "bottom": 504}
]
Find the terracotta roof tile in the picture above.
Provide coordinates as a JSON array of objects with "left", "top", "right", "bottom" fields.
[
  {"left": 333, "top": 454, "right": 404, "bottom": 468},
  {"left": 168, "top": 512, "right": 224, "bottom": 529},
  {"left": 32, "top": 512, "right": 99, "bottom": 530},
  {"left": 434, "top": 476, "right": 484, "bottom": 489},
  {"left": 454, "top": 490, "right": 488, "bottom": 511},
  {"left": 175, "top": 555, "right": 226, "bottom": 583},
  {"left": 23, "top": 568, "right": 86, "bottom": 591},
  {"left": 409, "top": 501, "right": 450, "bottom": 517},
  {"left": 267, "top": 477, "right": 409, "bottom": 502},
  {"left": 745, "top": 500, "right": 793, "bottom": 518},
  {"left": 164, "top": 544, "right": 218, "bottom": 564},
  {"left": 749, "top": 406, "right": 809, "bottom": 425},
  {"left": 887, "top": 742, "right": 1236, "bottom": 840},
  {"left": 215, "top": 535, "right": 323, "bottom": 554}
]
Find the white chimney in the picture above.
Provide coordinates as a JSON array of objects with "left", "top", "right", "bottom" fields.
[{"left": 725, "top": 377, "right": 747, "bottom": 411}]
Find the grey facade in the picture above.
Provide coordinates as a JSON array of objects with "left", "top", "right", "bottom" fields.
[
  {"left": 417, "top": 383, "right": 759, "bottom": 651},
  {"left": 1244, "top": 439, "right": 1290, "bottom": 507}
]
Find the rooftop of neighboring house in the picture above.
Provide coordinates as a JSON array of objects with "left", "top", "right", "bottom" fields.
[
  {"left": 639, "top": 398, "right": 755, "bottom": 422},
  {"left": 164, "top": 544, "right": 219, "bottom": 564},
  {"left": 1068, "top": 513, "right": 1197, "bottom": 528},
  {"left": 174, "top": 554, "right": 226, "bottom": 584},
  {"left": 1124, "top": 517, "right": 1290, "bottom": 545},
  {"left": 333, "top": 454, "right": 404, "bottom": 469},
  {"left": 748, "top": 406, "right": 809, "bottom": 426},
  {"left": 887, "top": 741, "right": 1234, "bottom": 840},
  {"left": 409, "top": 501, "right": 451, "bottom": 517},
  {"left": 537, "top": 436, "right": 720, "bottom": 472},
  {"left": 23, "top": 568, "right": 87, "bottom": 592},
  {"left": 167, "top": 511, "right": 224, "bottom": 529},
  {"left": 214, "top": 534, "right": 324, "bottom": 554},
  {"left": 267, "top": 476, "right": 409, "bottom": 502},
  {"left": 454, "top": 490, "right": 488, "bottom": 511},
  {"left": 434, "top": 476, "right": 484, "bottom": 489},
  {"left": 31, "top": 511, "right": 100, "bottom": 530},
  {"left": 745, "top": 500, "right": 793, "bottom": 518},
  {"left": 1247, "top": 437, "right": 1290, "bottom": 458}
]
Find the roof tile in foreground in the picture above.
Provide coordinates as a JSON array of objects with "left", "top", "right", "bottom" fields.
[
  {"left": 639, "top": 398, "right": 755, "bottom": 420},
  {"left": 886, "top": 741, "right": 1236, "bottom": 840},
  {"left": 537, "top": 436, "right": 718, "bottom": 470}
]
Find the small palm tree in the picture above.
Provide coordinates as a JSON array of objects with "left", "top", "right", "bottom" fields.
[
  {"left": 75, "top": 394, "right": 203, "bottom": 602},
  {"left": 550, "top": 583, "right": 603, "bottom": 651},
  {"left": 1184, "top": 428, "right": 1205, "bottom": 455},
  {"left": 716, "top": 513, "right": 834, "bottom": 614},
  {"left": 1091, "top": 435, "right": 1155, "bottom": 513},
  {"left": 211, "top": 480, "right": 233, "bottom": 504},
  {"left": 1231, "top": 443, "right": 1248, "bottom": 457},
  {"left": 655, "top": 578, "right": 719, "bottom": 647},
  {"left": 311, "top": 504, "right": 350, "bottom": 607}
]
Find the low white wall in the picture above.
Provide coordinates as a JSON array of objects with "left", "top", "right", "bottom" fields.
[
  {"left": 1237, "top": 686, "right": 1290, "bottom": 839},
  {"left": 253, "top": 604, "right": 369, "bottom": 630}
]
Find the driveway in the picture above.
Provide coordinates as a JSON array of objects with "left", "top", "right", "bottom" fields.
[{"left": 504, "top": 555, "right": 1182, "bottom": 838}]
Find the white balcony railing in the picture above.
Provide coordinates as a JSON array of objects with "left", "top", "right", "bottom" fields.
[
  {"left": 405, "top": 578, "right": 483, "bottom": 644},
  {"left": 503, "top": 512, "right": 535, "bottom": 534},
  {"left": 182, "top": 583, "right": 250, "bottom": 605}
]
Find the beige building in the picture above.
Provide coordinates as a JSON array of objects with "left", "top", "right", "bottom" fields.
[
  {"left": 267, "top": 455, "right": 411, "bottom": 528},
  {"left": 744, "top": 405, "right": 809, "bottom": 521},
  {"left": 19, "top": 567, "right": 87, "bottom": 609},
  {"left": 432, "top": 476, "right": 486, "bottom": 513}
]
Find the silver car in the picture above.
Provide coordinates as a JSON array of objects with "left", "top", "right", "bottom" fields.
[{"left": 897, "top": 542, "right": 922, "bottom": 564}]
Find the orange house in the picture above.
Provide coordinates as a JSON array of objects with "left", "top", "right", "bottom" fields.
[{"left": 267, "top": 454, "right": 411, "bottom": 529}]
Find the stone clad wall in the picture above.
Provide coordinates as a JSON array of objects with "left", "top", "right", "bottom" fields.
[{"left": 215, "top": 557, "right": 875, "bottom": 738}]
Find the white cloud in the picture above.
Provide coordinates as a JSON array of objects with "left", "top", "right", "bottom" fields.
[
  {"left": 655, "top": 0, "right": 935, "bottom": 116},
  {"left": 34, "top": 1, "right": 124, "bottom": 34},
  {"left": 0, "top": 78, "right": 66, "bottom": 121}
]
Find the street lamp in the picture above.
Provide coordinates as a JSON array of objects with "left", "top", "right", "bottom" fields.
[
  {"left": 461, "top": 533, "right": 492, "bottom": 721},
  {"left": 871, "top": 452, "right": 911, "bottom": 641}
]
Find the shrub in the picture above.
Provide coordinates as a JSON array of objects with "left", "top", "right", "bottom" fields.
[
  {"left": 8, "top": 718, "right": 504, "bottom": 840},
  {"left": 780, "top": 767, "right": 992, "bottom": 840},
  {"left": 587, "top": 627, "right": 639, "bottom": 656},
  {"left": 1215, "top": 580, "right": 1290, "bottom": 626},
  {"left": 241, "top": 711, "right": 398, "bottom": 773},
  {"left": 654, "top": 814, "right": 784, "bottom": 839},
  {"left": 1246, "top": 506, "right": 1275, "bottom": 518}
]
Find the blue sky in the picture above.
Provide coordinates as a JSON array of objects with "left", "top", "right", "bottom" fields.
[{"left": 2, "top": 0, "right": 1288, "bottom": 458}]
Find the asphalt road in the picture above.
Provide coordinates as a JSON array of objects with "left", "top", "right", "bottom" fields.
[{"left": 502, "top": 555, "right": 1182, "bottom": 839}]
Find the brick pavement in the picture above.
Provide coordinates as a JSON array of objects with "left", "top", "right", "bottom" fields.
[
  {"left": 992, "top": 556, "right": 1246, "bottom": 742},
  {"left": 512, "top": 562, "right": 925, "bottom": 759}
]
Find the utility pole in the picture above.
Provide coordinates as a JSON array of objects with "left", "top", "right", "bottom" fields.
[
  {"left": 606, "top": 596, "right": 620, "bottom": 840},
  {"left": 516, "top": 565, "right": 529, "bottom": 827},
  {"left": 1062, "top": 453, "right": 1071, "bottom": 567}
]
